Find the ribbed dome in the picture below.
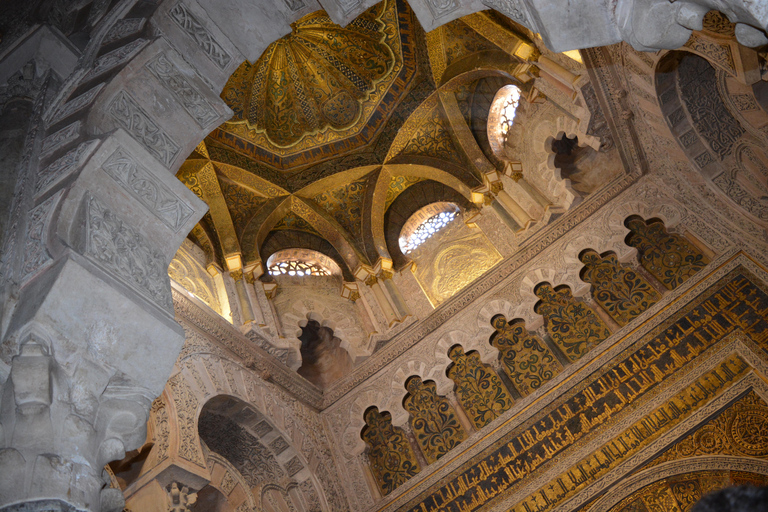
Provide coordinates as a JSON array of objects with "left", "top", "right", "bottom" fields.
[{"left": 222, "top": 5, "right": 397, "bottom": 149}]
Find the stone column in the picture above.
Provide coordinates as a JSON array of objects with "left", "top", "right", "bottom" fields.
[
  {"left": 243, "top": 272, "right": 267, "bottom": 325},
  {"left": 365, "top": 275, "right": 398, "bottom": 327},
  {"left": 399, "top": 422, "right": 429, "bottom": 469},
  {"left": 379, "top": 270, "right": 409, "bottom": 320},
  {"left": 230, "top": 270, "right": 255, "bottom": 325},
  {"left": 490, "top": 198, "right": 523, "bottom": 233}
]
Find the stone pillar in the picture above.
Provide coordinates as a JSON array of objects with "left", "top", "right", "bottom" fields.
[
  {"left": 230, "top": 270, "right": 254, "bottom": 325},
  {"left": 242, "top": 272, "right": 266, "bottom": 326},
  {"left": 399, "top": 422, "right": 429, "bottom": 469},
  {"left": 365, "top": 275, "right": 398, "bottom": 327},
  {"left": 379, "top": 270, "right": 409, "bottom": 320},
  {"left": 445, "top": 389, "right": 474, "bottom": 434}
]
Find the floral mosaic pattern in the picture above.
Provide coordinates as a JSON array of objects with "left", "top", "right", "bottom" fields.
[
  {"left": 447, "top": 346, "right": 513, "bottom": 429},
  {"left": 534, "top": 283, "right": 611, "bottom": 361},
  {"left": 361, "top": 407, "right": 421, "bottom": 496},
  {"left": 625, "top": 217, "right": 709, "bottom": 290},
  {"left": 490, "top": 316, "right": 563, "bottom": 396},
  {"left": 404, "top": 376, "right": 468, "bottom": 464},
  {"left": 579, "top": 250, "right": 661, "bottom": 326}
]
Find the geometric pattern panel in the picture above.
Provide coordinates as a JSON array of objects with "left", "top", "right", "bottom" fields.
[{"left": 447, "top": 345, "right": 514, "bottom": 429}]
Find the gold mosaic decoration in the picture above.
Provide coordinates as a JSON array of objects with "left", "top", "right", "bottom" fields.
[
  {"left": 384, "top": 175, "right": 425, "bottom": 210},
  {"left": 647, "top": 391, "right": 768, "bottom": 467},
  {"left": 273, "top": 212, "right": 320, "bottom": 235},
  {"left": 608, "top": 470, "right": 768, "bottom": 512},
  {"left": 490, "top": 316, "right": 563, "bottom": 396},
  {"left": 399, "top": 107, "right": 463, "bottom": 163},
  {"left": 404, "top": 376, "right": 468, "bottom": 464},
  {"left": 312, "top": 176, "right": 368, "bottom": 238},
  {"left": 361, "top": 407, "right": 421, "bottom": 496},
  {"left": 534, "top": 283, "right": 612, "bottom": 362},
  {"left": 625, "top": 217, "right": 709, "bottom": 290},
  {"left": 579, "top": 250, "right": 661, "bottom": 327},
  {"left": 217, "top": 0, "right": 414, "bottom": 164},
  {"left": 447, "top": 346, "right": 514, "bottom": 430}
]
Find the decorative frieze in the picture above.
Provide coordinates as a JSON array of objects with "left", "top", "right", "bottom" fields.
[
  {"left": 41, "top": 121, "right": 81, "bottom": 157},
  {"left": 107, "top": 90, "right": 180, "bottom": 166},
  {"left": 84, "top": 194, "right": 172, "bottom": 308},
  {"left": 101, "top": 147, "right": 194, "bottom": 232},
  {"left": 145, "top": 53, "right": 219, "bottom": 128},
  {"left": 84, "top": 38, "right": 149, "bottom": 81},
  {"left": 102, "top": 18, "right": 146, "bottom": 46},
  {"left": 48, "top": 83, "right": 105, "bottom": 126},
  {"left": 22, "top": 191, "right": 62, "bottom": 282},
  {"left": 35, "top": 140, "right": 99, "bottom": 197},
  {"left": 168, "top": 4, "right": 232, "bottom": 69}
]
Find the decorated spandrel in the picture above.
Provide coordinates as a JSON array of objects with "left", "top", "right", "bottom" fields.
[
  {"left": 361, "top": 407, "right": 421, "bottom": 496},
  {"left": 534, "top": 283, "right": 611, "bottom": 361},
  {"left": 490, "top": 316, "right": 562, "bottom": 396},
  {"left": 579, "top": 250, "right": 661, "bottom": 326},
  {"left": 403, "top": 376, "right": 468, "bottom": 464},
  {"left": 625, "top": 217, "right": 709, "bottom": 290},
  {"left": 446, "top": 346, "right": 514, "bottom": 429}
]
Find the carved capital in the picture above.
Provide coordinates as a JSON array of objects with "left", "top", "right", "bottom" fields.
[
  {"left": 230, "top": 269, "right": 243, "bottom": 282},
  {"left": 365, "top": 274, "right": 378, "bottom": 287}
]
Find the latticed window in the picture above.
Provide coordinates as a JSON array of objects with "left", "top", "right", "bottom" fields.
[
  {"left": 401, "top": 209, "right": 458, "bottom": 254},
  {"left": 498, "top": 85, "right": 521, "bottom": 140},
  {"left": 268, "top": 260, "right": 330, "bottom": 277}
]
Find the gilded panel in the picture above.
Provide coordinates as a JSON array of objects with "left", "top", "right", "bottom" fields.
[
  {"left": 312, "top": 176, "right": 368, "bottom": 238},
  {"left": 534, "top": 283, "right": 611, "bottom": 362},
  {"left": 273, "top": 212, "right": 321, "bottom": 236},
  {"left": 447, "top": 346, "right": 514, "bottom": 430},
  {"left": 362, "top": 408, "right": 421, "bottom": 496},
  {"left": 404, "top": 376, "right": 468, "bottom": 464},
  {"left": 399, "top": 107, "right": 463, "bottom": 163},
  {"left": 625, "top": 217, "right": 709, "bottom": 290},
  {"left": 646, "top": 391, "right": 768, "bottom": 467},
  {"left": 607, "top": 470, "right": 768, "bottom": 512},
  {"left": 490, "top": 316, "right": 563, "bottom": 397},
  {"left": 384, "top": 175, "right": 425, "bottom": 211},
  {"left": 579, "top": 250, "right": 661, "bottom": 326},
  {"left": 399, "top": 269, "right": 768, "bottom": 512},
  {"left": 413, "top": 221, "right": 502, "bottom": 306}
]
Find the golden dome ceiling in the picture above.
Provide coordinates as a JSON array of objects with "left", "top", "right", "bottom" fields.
[
  {"left": 179, "top": 4, "right": 540, "bottom": 277},
  {"left": 215, "top": 0, "right": 417, "bottom": 169}
]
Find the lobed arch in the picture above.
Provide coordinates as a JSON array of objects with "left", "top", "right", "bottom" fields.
[
  {"left": 433, "top": 329, "right": 498, "bottom": 372},
  {"left": 152, "top": 354, "right": 339, "bottom": 509}
]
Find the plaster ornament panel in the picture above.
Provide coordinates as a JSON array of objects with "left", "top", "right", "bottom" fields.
[
  {"left": 83, "top": 38, "right": 150, "bottom": 81},
  {"left": 83, "top": 194, "right": 172, "bottom": 309},
  {"left": 101, "top": 147, "right": 195, "bottom": 232},
  {"left": 167, "top": 373, "right": 206, "bottom": 467},
  {"left": 107, "top": 90, "right": 180, "bottom": 167},
  {"left": 579, "top": 250, "right": 661, "bottom": 327},
  {"left": 40, "top": 121, "right": 81, "bottom": 158},
  {"left": 168, "top": 3, "right": 232, "bottom": 70},
  {"left": 490, "top": 316, "right": 563, "bottom": 397},
  {"left": 145, "top": 53, "right": 219, "bottom": 128},
  {"left": 403, "top": 376, "right": 468, "bottom": 464},
  {"left": 711, "top": 144, "right": 768, "bottom": 223},
  {"left": 412, "top": 219, "right": 502, "bottom": 307},
  {"left": 48, "top": 83, "right": 105, "bottom": 127},
  {"left": 625, "top": 217, "right": 709, "bottom": 290},
  {"left": 148, "top": 395, "right": 170, "bottom": 466},
  {"left": 35, "top": 140, "right": 100, "bottom": 198},
  {"left": 102, "top": 18, "right": 147, "bottom": 46},
  {"left": 21, "top": 191, "right": 63, "bottom": 282},
  {"left": 362, "top": 407, "right": 422, "bottom": 496},
  {"left": 446, "top": 345, "right": 513, "bottom": 429},
  {"left": 169, "top": 240, "right": 222, "bottom": 315},
  {"left": 533, "top": 282, "right": 611, "bottom": 362}
]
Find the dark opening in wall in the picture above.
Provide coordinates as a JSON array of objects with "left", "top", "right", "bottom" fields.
[{"left": 298, "top": 320, "right": 352, "bottom": 388}]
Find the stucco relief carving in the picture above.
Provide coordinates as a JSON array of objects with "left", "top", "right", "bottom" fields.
[
  {"left": 48, "top": 83, "right": 105, "bottom": 126},
  {"left": 41, "top": 121, "right": 81, "bottom": 157},
  {"left": 84, "top": 38, "right": 149, "bottom": 81},
  {"left": 35, "top": 140, "right": 100, "bottom": 198},
  {"left": 101, "top": 147, "right": 194, "bottom": 232},
  {"left": 83, "top": 194, "right": 172, "bottom": 309},
  {"left": 145, "top": 53, "right": 219, "bottom": 128},
  {"left": 21, "top": 191, "right": 62, "bottom": 282},
  {"left": 168, "top": 3, "right": 232, "bottom": 70},
  {"left": 107, "top": 91, "right": 180, "bottom": 167}
]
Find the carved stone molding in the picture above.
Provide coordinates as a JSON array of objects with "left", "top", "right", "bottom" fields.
[{"left": 168, "top": 3, "right": 232, "bottom": 70}]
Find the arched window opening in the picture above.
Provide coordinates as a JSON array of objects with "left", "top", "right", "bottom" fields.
[
  {"left": 488, "top": 84, "right": 522, "bottom": 157},
  {"left": 267, "top": 248, "right": 339, "bottom": 277},
  {"left": 399, "top": 202, "right": 460, "bottom": 255}
]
